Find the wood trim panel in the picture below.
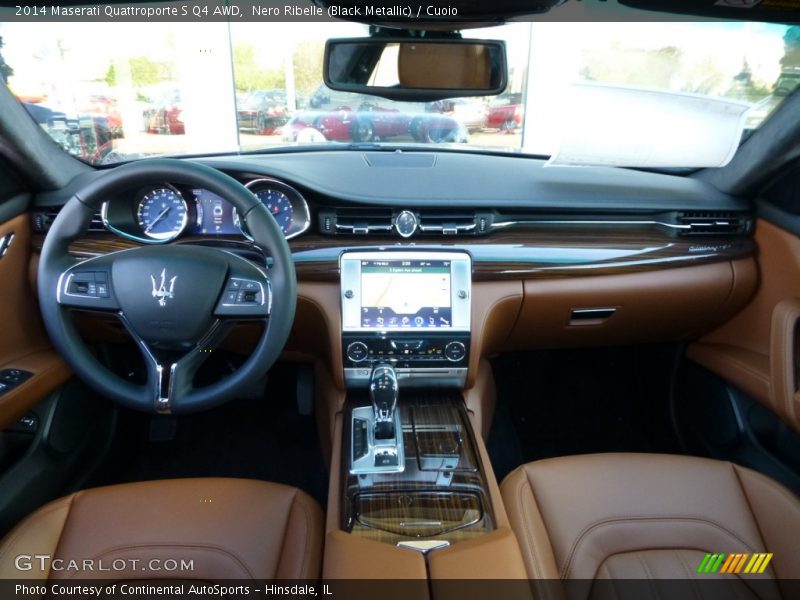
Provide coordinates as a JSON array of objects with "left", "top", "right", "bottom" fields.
[{"left": 31, "top": 231, "right": 754, "bottom": 282}]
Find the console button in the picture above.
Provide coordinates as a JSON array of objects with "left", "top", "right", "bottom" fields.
[
  {"left": 390, "top": 339, "right": 424, "bottom": 351},
  {"left": 346, "top": 341, "right": 369, "bottom": 362},
  {"left": 375, "top": 451, "right": 399, "bottom": 467},
  {"left": 444, "top": 341, "right": 466, "bottom": 362},
  {"left": 353, "top": 418, "right": 368, "bottom": 461}
]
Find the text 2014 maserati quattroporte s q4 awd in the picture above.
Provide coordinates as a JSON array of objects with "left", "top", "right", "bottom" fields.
[{"left": 0, "top": 1, "right": 799, "bottom": 599}]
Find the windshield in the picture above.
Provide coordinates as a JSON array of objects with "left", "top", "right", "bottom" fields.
[{"left": 0, "top": 20, "right": 797, "bottom": 166}]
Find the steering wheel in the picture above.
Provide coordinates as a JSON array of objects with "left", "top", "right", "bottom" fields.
[{"left": 37, "top": 159, "right": 297, "bottom": 414}]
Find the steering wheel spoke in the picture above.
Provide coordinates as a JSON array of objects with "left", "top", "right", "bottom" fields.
[{"left": 124, "top": 317, "right": 235, "bottom": 413}]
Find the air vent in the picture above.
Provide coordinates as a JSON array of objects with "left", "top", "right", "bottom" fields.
[
  {"left": 89, "top": 212, "right": 105, "bottom": 232},
  {"left": 320, "top": 208, "right": 393, "bottom": 235},
  {"left": 319, "top": 208, "right": 492, "bottom": 237},
  {"left": 32, "top": 209, "right": 105, "bottom": 233},
  {"left": 417, "top": 210, "right": 478, "bottom": 235},
  {"left": 676, "top": 211, "right": 751, "bottom": 236}
]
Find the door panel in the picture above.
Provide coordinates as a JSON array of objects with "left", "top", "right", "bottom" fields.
[
  {"left": 0, "top": 212, "right": 70, "bottom": 428},
  {"left": 689, "top": 218, "right": 800, "bottom": 430}
]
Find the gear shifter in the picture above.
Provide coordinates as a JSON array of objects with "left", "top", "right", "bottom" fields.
[
  {"left": 370, "top": 364, "right": 398, "bottom": 439},
  {"left": 350, "top": 364, "right": 404, "bottom": 474}
]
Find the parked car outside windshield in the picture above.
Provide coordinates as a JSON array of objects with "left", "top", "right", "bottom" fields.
[{"left": 0, "top": 20, "right": 797, "bottom": 165}]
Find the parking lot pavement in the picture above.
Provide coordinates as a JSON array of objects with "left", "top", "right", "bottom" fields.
[{"left": 110, "top": 129, "right": 522, "bottom": 158}]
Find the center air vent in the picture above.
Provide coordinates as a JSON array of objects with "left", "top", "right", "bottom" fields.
[
  {"left": 318, "top": 208, "right": 492, "bottom": 237},
  {"left": 676, "top": 211, "right": 752, "bottom": 236},
  {"left": 417, "top": 210, "right": 479, "bottom": 235},
  {"left": 320, "top": 208, "right": 393, "bottom": 235}
]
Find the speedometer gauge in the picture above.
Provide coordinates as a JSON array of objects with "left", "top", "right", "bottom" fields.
[{"left": 136, "top": 187, "right": 188, "bottom": 241}]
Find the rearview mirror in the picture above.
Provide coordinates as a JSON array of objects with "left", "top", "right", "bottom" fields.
[{"left": 324, "top": 38, "right": 508, "bottom": 102}]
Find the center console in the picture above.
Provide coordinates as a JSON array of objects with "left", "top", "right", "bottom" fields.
[
  {"left": 326, "top": 249, "right": 527, "bottom": 578},
  {"left": 340, "top": 251, "right": 471, "bottom": 388},
  {"left": 336, "top": 250, "right": 497, "bottom": 552}
]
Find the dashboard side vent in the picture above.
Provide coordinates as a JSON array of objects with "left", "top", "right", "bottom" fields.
[
  {"left": 32, "top": 209, "right": 105, "bottom": 233},
  {"left": 676, "top": 211, "right": 751, "bottom": 236},
  {"left": 89, "top": 212, "right": 105, "bottom": 232}
]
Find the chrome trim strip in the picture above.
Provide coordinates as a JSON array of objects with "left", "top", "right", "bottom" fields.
[
  {"left": 491, "top": 219, "right": 692, "bottom": 230},
  {"left": 570, "top": 308, "right": 618, "bottom": 316},
  {"left": 345, "top": 367, "right": 468, "bottom": 388},
  {"left": 397, "top": 540, "right": 450, "bottom": 554}
]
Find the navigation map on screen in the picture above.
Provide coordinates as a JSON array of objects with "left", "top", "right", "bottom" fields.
[{"left": 360, "top": 260, "right": 452, "bottom": 328}]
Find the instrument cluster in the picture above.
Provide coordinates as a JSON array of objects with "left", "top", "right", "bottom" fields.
[{"left": 101, "top": 178, "right": 311, "bottom": 243}]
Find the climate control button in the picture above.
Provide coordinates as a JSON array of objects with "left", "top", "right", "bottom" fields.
[
  {"left": 346, "top": 341, "right": 369, "bottom": 362},
  {"left": 444, "top": 341, "right": 466, "bottom": 362}
]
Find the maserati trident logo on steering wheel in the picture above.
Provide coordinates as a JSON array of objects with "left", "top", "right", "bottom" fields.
[{"left": 151, "top": 268, "right": 177, "bottom": 307}]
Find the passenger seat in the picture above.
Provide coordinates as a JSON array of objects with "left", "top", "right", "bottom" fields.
[{"left": 501, "top": 453, "right": 800, "bottom": 589}]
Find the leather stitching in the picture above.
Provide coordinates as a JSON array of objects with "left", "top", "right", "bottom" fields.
[
  {"left": 514, "top": 472, "right": 542, "bottom": 579},
  {"left": 561, "top": 516, "right": 759, "bottom": 579},
  {"left": 0, "top": 496, "right": 74, "bottom": 569},
  {"left": 729, "top": 465, "right": 769, "bottom": 552},
  {"left": 734, "top": 463, "right": 800, "bottom": 513},
  {"left": 293, "top": 493, "right": 313, "bottom": 579},
  {"left": 636, "top": 554, "right": 661, "bottom": 600}
]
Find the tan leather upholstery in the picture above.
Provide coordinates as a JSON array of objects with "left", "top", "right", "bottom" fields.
[
  {"left": 0, "top": 478, "right": 323, "bottom": 580},
  {"left": 690, "top": 219, "right": 800, "bottom": 431},
  {"left": 501, "top": 454, "right": 800, "bottom": 591},
  {"left": 0, "top": 214, "right": 71, "bottom": 429}
]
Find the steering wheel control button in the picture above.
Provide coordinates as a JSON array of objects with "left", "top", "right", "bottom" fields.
[
  {"left": 63, "top": 271, "right": 114, "bottom": 301},
  {"left": 347, "top": 341, "right": 369, "bottom": 362},
  {"left": 444, "top": 341, "right": 467, "bottom": 362},
  {"left": 222, "top": 278, "right": 264, "bottom": 306},
  {"left": 216, "top": 274, "right": 270, "bottom": 318}
]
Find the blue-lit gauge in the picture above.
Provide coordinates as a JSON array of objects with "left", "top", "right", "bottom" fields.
[{"left": 136, "top": 187, "right": 188, "bottom": 242}]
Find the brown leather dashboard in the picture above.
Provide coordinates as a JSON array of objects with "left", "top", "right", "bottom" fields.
[{"left": 29, "top": 227, "right": 758, "bottom": 397}]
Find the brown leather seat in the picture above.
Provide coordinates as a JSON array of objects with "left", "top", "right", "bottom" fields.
[
  {"left": 0, "top": 478, "right": 323, "bottom": 580},
  {"left": 501, "top": 453, "right": 800, "bottom": 586}
]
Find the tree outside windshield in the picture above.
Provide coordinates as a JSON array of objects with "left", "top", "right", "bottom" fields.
[{"left": 0, "top": 20, "right": 797, "bottom": 165}]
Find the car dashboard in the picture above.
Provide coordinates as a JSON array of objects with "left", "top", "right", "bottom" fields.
[{"left": 29, "top": 149, "right": 757, "bottom": 393}]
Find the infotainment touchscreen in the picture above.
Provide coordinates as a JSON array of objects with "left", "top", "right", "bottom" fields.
[
  {"left": 341, "top": 251, "right": 471, "bottom": 332},
  {"left": 360, "top": 259, "right": 452, "bottom": 329}
]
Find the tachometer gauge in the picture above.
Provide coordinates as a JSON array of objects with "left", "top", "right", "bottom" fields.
[
  {"left": 242, "top": 178, "right": 310, "bottom": 240},
  {"left": 136, "top": 187, "right": 188, "bottom": 241},
  {"left": 255, "top": 189, "right": 294, "bottom": 234}
]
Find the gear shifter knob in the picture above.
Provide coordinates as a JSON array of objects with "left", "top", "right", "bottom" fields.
[{"left": 370, "top": 364, "right": 398, "bottom": 424}]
